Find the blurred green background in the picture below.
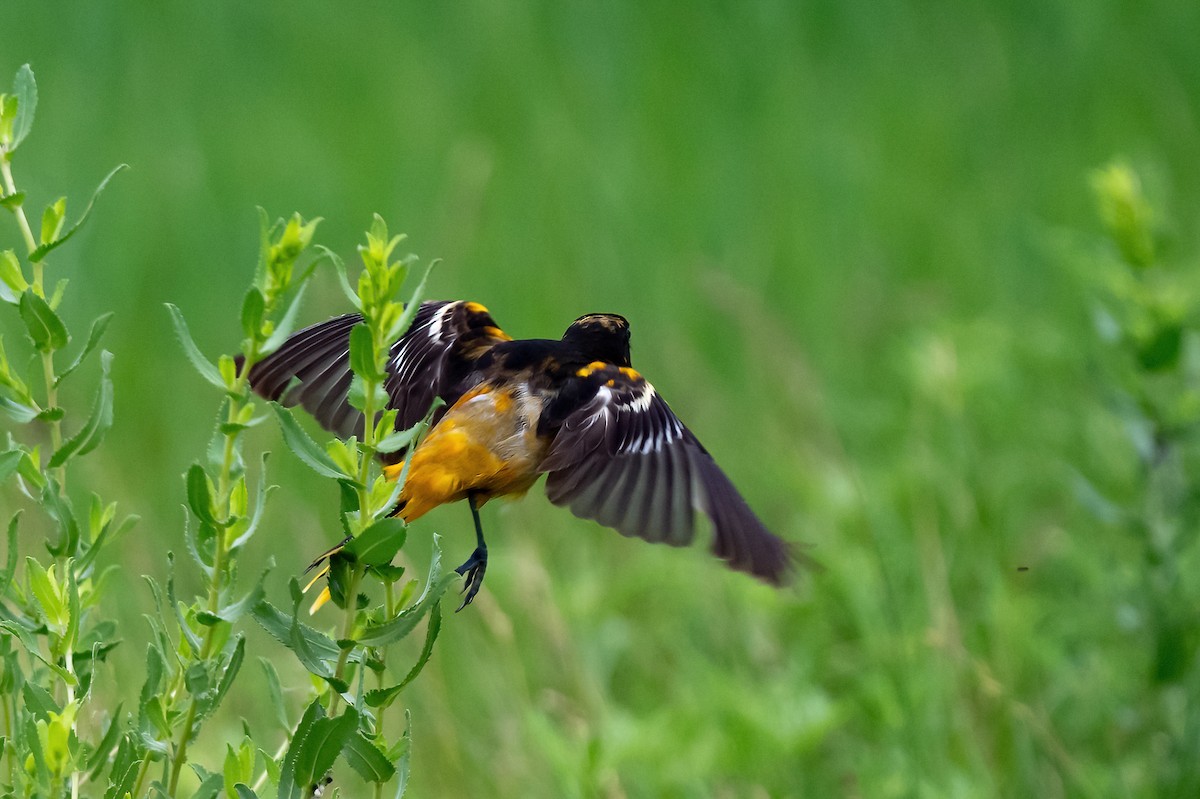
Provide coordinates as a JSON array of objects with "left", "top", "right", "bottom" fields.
[{"left": 4, "top": 1, "right": 1200, "bottom": 796}]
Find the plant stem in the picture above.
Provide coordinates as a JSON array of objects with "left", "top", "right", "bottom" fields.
[
  {"left": 327, "top": 565, "right": 363, "bottom": 717},
  {"left": 166, "top": 397, "right": 244, "bottom": 795},
  {"left": 2, "top": 692, "right": 14, "bottom": 787},
  {"left": 0, "top": 157, "right": 38, "bottom": 256}
]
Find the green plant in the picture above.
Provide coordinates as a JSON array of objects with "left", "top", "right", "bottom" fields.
[
  {"left": 1081, "top": 162, "right": 1200, "bottom": 797},
  {"left": 1, "top": 64, "right": 451, "bottom": 799}
]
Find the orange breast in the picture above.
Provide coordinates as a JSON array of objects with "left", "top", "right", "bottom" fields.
[{"left": 385, "top": 383, "right": 548, "bottom": 522}]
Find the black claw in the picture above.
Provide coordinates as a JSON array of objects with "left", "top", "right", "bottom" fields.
[{"left": 454, "top": 545, "right": 487, "bottom": 611}]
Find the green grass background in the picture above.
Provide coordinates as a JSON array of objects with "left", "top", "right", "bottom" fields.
[{"left": 3, "top": 1, "right": 1200, "bottom": 796}]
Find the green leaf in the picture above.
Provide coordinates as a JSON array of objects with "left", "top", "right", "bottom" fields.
[
  {"left": 342, "top": 730, "right": 395, "bottom": 783},
  {"left": 0, "top": 511, "right": 19, "bottom": 597},
  {"left": 0, "top": 624, "right": 76, "bottom": 685},
  {"left": 11, "top": 64, "right": 36, "bottom": 150},
  {"left": 21, "top": 681, "right": 60, "bottom": 720},
  {"left": 357, "top": 535, "right": 457, "bottom": 647},
  {"left": 260, "top": 282, "right": 310, "bottom": 355},
  {"left": 292, "top": 708, "right": 358, "bottom": 792},
  {"left": 26, "top": 557, "right": 67, "bottom": 633},
  {"left": 48, "top": 350, "right": 115, "bottom": 467},
  {"left": 386, "top": 260, "right": 437, "bottom": 343},
  {"left": 397, "top": 599, "right": 442, "bottom": 692},
  {"left": 0, "top": 250, "right": 27, "bottom": 304},
  {"left": 165, "top": 303, "right": 225, "bottom": 389},
  {"left": 259, "top": 656, "right": 290, "bottom": 731},
  {"left": 56, "top": 312, "right": 113, "bottom": 386},
  {"left": 29, "top": 164, "right": 128, "bottom": 262},
  {"left": 393, "top": 710, "right": 412, "bottom": 798},
  {"left": 85, "top": 705, "right": 124, "bottom": 778},
  {"left": 242, "top": 287, "right": 266, "bottom": 341},
  {"left": 269, "top": 403, "right": 353, "bottom": 481},
  {"left": 319, "top": 245, "right": 361, "bottom": 309},
  {"left": 204, "top": 635, "right": 246, "bottom": 719},
  {"left": 234, "top": 785, "right": 259, "bottom": 799},
  {"left": 251, "top": 593, "right": 341, "bottom": 664},
  {"left": 197, "top": 567, "right": 269, "bottom": 625},
  {"left": 40, "top": 197, "right": 66, "bottom": 245},
  {"left": 191, "top": 773, "right": 225, "bottom": 799},
  {"left": 186, "top": 463, "right": 217, "bottom": 525},
  {"left": 166, "top": 553, "right": 203, "bottom": 656},
  {"left": 375, "top": 424, "right": 422, "bottom": 455},
  {"left": 40, "top": 479, "right": 80, "bottom": 556},
  {"left": 278, "top": 699, "right": 323, "bottom": 799},
  {"left": 138, "top": 642, "right": 166, "bottom": 731},
  {"left": 349, "top": 322, "right": 382, "bottom": 381},
  {"left": 19, "top": 289, "right": 68, "bottom": 352},
  {"left": 343, "top": 517, "right": 407, "bottom": 567},
  {"left": 0, "top": 396, "right": 39, "bottom": 424},
  {"left": 0, "top": 190, "right": 25, "bottom": 211}
]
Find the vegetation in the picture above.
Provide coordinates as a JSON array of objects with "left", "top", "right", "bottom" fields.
[{"left": 2, "top": 2, "right": 1200, "bottom": 797}]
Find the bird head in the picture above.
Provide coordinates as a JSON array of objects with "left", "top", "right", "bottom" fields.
[{"left": 562, "top": 313, "right": 632, "bottom": 367}]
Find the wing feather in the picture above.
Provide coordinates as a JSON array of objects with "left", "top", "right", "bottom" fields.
[
  {"left": 245, "top": 301, "right": 508, "bottom": 447},
  {"left": 541, "top": 366, "right": 794, "bottom": 585}
]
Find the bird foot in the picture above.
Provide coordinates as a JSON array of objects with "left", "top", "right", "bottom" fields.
[{"left": 454, "top": 545, "right": 488, "bottom": 611}]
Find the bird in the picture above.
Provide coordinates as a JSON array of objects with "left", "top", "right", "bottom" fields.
[{"left": 245, "top": 300, "right": 797, "bottom": 610}]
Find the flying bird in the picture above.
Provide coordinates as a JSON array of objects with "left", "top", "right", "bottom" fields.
[{"left": 246, "top": 301, "right": 796, "bottom": 609}]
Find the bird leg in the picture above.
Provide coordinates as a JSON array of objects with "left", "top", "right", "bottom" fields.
[{"left": 455, "top": 493, "right": 488, "bottom": 611}]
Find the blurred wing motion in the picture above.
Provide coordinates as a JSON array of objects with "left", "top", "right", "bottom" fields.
[
  {"left": 245, "top": 300, "right": 510, "bottom": 441},
  {"left": 539, "top": 363, "right": 793, "bottom": 585}
]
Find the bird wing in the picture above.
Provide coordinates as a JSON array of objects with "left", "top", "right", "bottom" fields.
[
  {"left": 539, "top": 363, "right": 794, "bottom": 585},
  {"left": 245, "top": 300, "right": 509, "bottom": 441}
]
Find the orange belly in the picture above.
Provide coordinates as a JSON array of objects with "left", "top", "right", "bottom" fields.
[{"left": 384, "top": 383, "right": 548, "bottom": 521}]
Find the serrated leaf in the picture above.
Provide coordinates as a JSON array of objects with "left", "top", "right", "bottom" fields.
[
  {"left": 0, "top": 250, "right": 27, "bottom": 303},
  {"left": 343, "top": 518, "right": 407, "bottom": 567},
  {"left": 197, "top": 567, "right": 268, "bottom": 625},
  {"left": 0, "top": 190, "right": 25, "bottom": 211},
  {"left": 29, "top": 164, "right": 128, "bottom": 262},
  {"left": 19, "top": 289, "right": 68, "bottom": 352},
  {"left": 293, "top": 708, "right": 357, "bottom": 791},
  {"left": 186, "top": 463, "right": 217, "bottom": 524},
  {"left": 207, "top": 635, "right": 246, "bottom": 717},
  {"left": 342, "top": 730, "right": 395, "bottom": 783},
  {"left": 375, "top": 424, "right": 422, "bottom": 455},
  {"left": 269, "top": 403, "right": 353, "bottom": 481},
  {"left": 259, "top": 657, "right": 289, "bottom": 731},
  {"left": 48, "top": 349, "right": 114, "bottom": 467},
  {"left": 386, "top": 260, "right": 437, "bottom": 343},
  {"left": 166, "top": 553, "right": 203, "bottom": 656},
  {"left": 393, "top": 710, "right": 412, "bottom": 798},
  {"left": 0, "top": 511, "right": 19, "bottom": 597},
  {"left": 278, "top": 699, "right": 323, "bottom": 799},
  {"left": 165, "top": 303, "right": 225, "bottom": 389},
  {"left": 11, "top": 64, "right": 36, "bottom": 150},
  {"left": 242, "top": 287, "right": 266, "bottom": 341},
  {"left": 260, "top": 283, "right": 310, "bottom": 355},
  {"left": 21, "top": 681, "right": 59, "bottom": 720},
  {"left": 357, "top": 535, "right": 456, "bottom": 647},
  {"left": 319, "top": 245, "right": 361, "bottom": 309},
  {"left": 40, "top": 197, "right": 66, "bottom": 245},
  {"left": 56, "top": 312, "right": 113, "bottom": 385},
  {"left": 102, "top": 734, "right": 141, "bottom": 799},
  {"left": 252, "top": 594, "right": 341, "bottom": 664},
  {"left": 85, "top": 705, "right": 124, "bottom": 778},
  {"left": 76, "top": 512, "right": 137, "bottom": 578},
  {"left": 26, "top": 557, "right": 66, "bottom": 633},
  {"left": 138, "top": 642, "right": 166, "bottom": 730},
  {"left": 191, "top": 773, "right": 224, "bottom": 799},
  {"left": 349, "top": 322, "right": 382, "bottom": 381},
  {"left": 0, "top": 396, "right": 39, "bottom": 424}
]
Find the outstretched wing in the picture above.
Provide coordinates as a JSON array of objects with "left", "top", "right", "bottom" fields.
[
  {"left": 245, "top": 300, "right": 510, "bottom": 440},
  {"left": 539, "top": 363, "right": 794, "bottom": 585}
]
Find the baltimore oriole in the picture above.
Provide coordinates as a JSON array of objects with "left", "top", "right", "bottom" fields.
[{"left": 247, "top": 300, "right": 796, "bottom": 609}]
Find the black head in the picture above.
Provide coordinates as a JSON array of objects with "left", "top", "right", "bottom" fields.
[{"left": 561, "top": 313, "right": 632, "bottom": 367}]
